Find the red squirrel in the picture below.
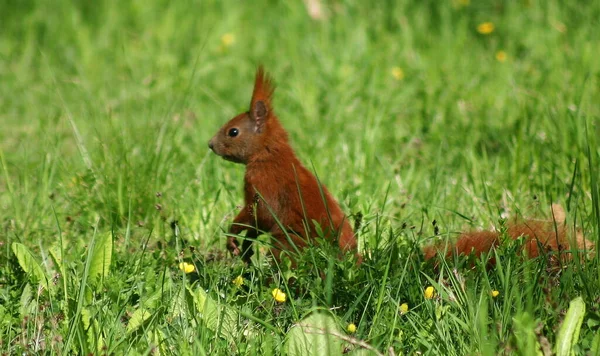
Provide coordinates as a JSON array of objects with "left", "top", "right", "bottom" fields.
[
  {"left": 208, "top": 67, "right": 358, "bottom": 264},
  {"left": 209, "top": 67, "right": 593, "bottom": 265}
]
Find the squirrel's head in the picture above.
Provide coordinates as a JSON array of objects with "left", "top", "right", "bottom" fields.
[{"left": 209, "top": 67, "right": 287, "bottom": 164}]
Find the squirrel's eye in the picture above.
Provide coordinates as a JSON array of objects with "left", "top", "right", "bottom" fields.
[{"left": 228, "top": 128, "right": 239, "bottom": 137}]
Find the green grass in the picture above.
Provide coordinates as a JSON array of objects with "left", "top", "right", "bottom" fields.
[{"left": 1, "top": 0, "right": 600, "bottom": 354}]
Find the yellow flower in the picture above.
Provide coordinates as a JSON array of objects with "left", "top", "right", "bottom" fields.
[
  {"left": 495, "top": 51, "right": 507, "bottom": 62},
  {"left": 391, "top": 67, "right": 404, "bottom": 81},
  {"left": 491, "top": 290, "right": 500, "bottom": 298},
  {"left": 233, "top": 275, "right": 244, "bottom": 288},
  {"left": 457, "top": 0, "right": 470, "bottom": 6},
  {"left": 178, "top": 262, "right": 195, "bottom": 274},
  {"left": 424, "top": 286, "right": 435, "bottom": 299},
  {"left": 271, "top": 288, "right": 286, "bottom": 303},
  {"left": 477, "top": 22, "right": 495, "bottom": 35},
  {"left": 221, "top": 33, "right": 235, "bottom": 47},
  {"left": 347, "top": 323, "right": 357, "bottom": 333},
  {"left": 399, "top": 303, "right": 409, "bottom": 315}
]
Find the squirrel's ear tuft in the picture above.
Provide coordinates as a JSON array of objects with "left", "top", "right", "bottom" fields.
[
  {"left": 252, "top": 100, "right": 268, "bottom": 132},
  {"left": 250, "top": 66, "right": 275, "bottom": 132}
]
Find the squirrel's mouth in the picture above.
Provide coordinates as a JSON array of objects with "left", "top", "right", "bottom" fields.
[{"left": 222, "top": 154, "right": 244, "bottom": 164}]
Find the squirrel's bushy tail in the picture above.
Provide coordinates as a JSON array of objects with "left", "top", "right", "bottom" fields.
[{"left": 423, "top": 204, "right": 594, "bottom": 263}]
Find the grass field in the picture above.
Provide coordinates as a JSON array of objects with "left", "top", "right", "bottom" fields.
[{"left": 1, "top": 0, "right": 600, "bottom": 354}]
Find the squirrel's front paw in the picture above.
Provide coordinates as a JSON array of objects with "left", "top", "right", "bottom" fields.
[{"left": 227, "top": 237, "right": 241, "bottom": 256}]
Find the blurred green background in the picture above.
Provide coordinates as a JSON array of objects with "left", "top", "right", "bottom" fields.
[{"left": 2, "top": 1, "right": 599, "bottom": 242}]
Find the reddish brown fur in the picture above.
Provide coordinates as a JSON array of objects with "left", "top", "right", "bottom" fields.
[
  {"left": 209, "top": 67, "right": 358, "bottom": 264},
  {"left": 422, "top": 204, "right": 594, "bottom": 264}
]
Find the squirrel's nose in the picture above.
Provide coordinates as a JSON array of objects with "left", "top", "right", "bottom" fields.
[{"left": 208, "top": 140, "right": 214, "bottom": 150}]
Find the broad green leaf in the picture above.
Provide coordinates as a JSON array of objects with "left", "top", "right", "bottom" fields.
[
  {"left": 49, "top": 244, "right": 63, "bottom": 272},
  {"left": 188, "top": 286, "right": 240, "bottom": 343},
  {"left": 87, "top": 317, "right": 105, "bottom": 355},
  {"left": 591, "top": 331, "right": 600, "bottom": 355},
  {"left": 19, "top": 283, "right": 34, "bottom": 318},
  {"left": 555, "top": 297, "right": 585, "bottom": 356},
  {"left": 12, "top": 243, "right": 50, "bottom": 291},
  {"left": 89, "top": 232, "right": 112, "bottom": 282},
  {"left": 285, "top": 313, "right": 344, "bottom": 356},
  {"left": 169, "top": 288, "right": 188, "bottom": 321},
  {"left": 127, "top": 308, "right": 154, "bottom": 334},
  {"left": 81, "top": 308, "right": 91, "bottom": 330},
  {"left": 127, "top": 291, "right": 161, "bottom": 334}
]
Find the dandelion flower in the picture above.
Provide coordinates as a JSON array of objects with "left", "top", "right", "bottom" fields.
[
  {"left": 424, "top": 286, "right": 435, "bottom": 299},
  {"left": 477, "top": 22, "right": 495, "bottom": 35},
  {"left": 495, "top": 51, "right": 507, "bottom": 62},
  {"left": 399, "top": 303, "right": 409, "bottom": 315},
  {"left": 347, "top": 323, "right": 357, "bottom": 333},
  {"left": 221, "top": 33, "right": 235, "bottom": 47},
  {"left": 271, "top": 288, "right": 286, "bottom": 303},
  {"left": 178, "top": 262, "right": 195, "bottom": 274},
  {"left": 233, "top": 275, "right": 244, "bottom": 288},
  {"left": 391, "top": 67, "right": 404, "bottom": 81},
  {"left": 491, "top": 290, "right": 500, "bottom": 298}
]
